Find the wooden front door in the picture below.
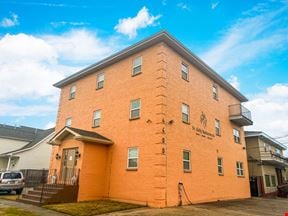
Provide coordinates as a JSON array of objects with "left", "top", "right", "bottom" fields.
[{"left": 61, "top": 148, "right": 78, "bottom": 183}]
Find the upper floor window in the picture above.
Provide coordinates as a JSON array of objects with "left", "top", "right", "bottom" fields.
[
  {"left": 65, "top": 117, "right": 72, "bottom": 127},
  {"left": 183, "top": 150, "right": 191, "bottom": 172},
  {"left": 182, "top": 103, "right": 190, "bottom": 123},
  {"left": 127, "top": 147, "right": 138, "bottom": 169},
  {"left": 132, "top": 56, "right": 142, "bottom": 76},
  {"left": 181, "top": 63, "right": 188, "bottom": 81},
  {"left": 275, "top": 148, "right": 281, "bottom": 155},
  {"left": 233, "top": 128, "right": 240, "bottom": 143},
  {"left": 96, "top": 73, "right": 104, "bottom": 89},
  {"left": 93, "top": 110, "right": 101, "bottom": 127},
  {"left": 215, "top": 119, "right": 221, "bottom": 136},
  {"left": 236, "top": 161, "right": 244, "bottom": 176},
  {"left": 213, "top": 84, "right": 218, "bottom": 100},
  {"left": 69, "top": 85, "right": 76, "bottom": 99},
  {"left": 130, "top": 99, "right": 141, "bottom": 119},
  {"left": 217, "top": 157, "right": 223, "bottom": 175}
]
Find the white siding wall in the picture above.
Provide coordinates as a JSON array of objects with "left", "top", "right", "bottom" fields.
[{"left": 0, "top": 137, "right": 28, "bottom": 153}]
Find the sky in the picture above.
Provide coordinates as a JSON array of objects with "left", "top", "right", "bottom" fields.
[{"left": 0, "top": 0, "right": 287, "bottom": 147}]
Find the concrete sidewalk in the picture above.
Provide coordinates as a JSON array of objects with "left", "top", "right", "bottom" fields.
[{"left": 0, "top": 199, "right": 69, "bottom": 216}]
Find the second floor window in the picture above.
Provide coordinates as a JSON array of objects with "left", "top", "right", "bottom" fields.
[
  {"left": 215, "top": 119, "right": 221, "bottom": 136},
  {"left": 97, "top": 73, "right": 104, "bottom": 89},
  {"left": 233, "top": 128, "right": 240, "bottom": 143},
  {"left": 69, "top": 85, "right": 76, "bottom": 99},
  {"left": 132, "top": 56, "right": 142, "bottom": 76},
  {"left": 182, "top": 104, "right": 190, "bottom": 123},
  {"left": 65, "top": 117, "right": 72, "bottom": 127},
  {"left": 130, "top": 99, "right": 141, "bottom": 119},
  {"left": 93, "top": 110, "right": 101, "bottom": 127},
  {"left": 127, "top": 147, "right": 138, "bottom": 169},
  {"left": 213, "top": 84, "right": 218, "bottom": 100},
  {"left": 181, "top": 63, "right": 188, "bottom": 81},
  {"left": 183, "top": 150, "right": 191, "bottom": 172},
  {"left": 217, "top": 157, "right": 223, "bottom": 175},
  {"left": 236, "top": 161, "right": 244, "bottom": 176}
]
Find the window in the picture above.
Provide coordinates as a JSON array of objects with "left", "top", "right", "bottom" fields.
[
  {"left": 69, "top": 85, "right": 76, "bottom": 99},
  {"left": 215, "top": 119, "right": 221, "bottom": 136},
  {"left": 127, "top": 147, "right": 138, "bottom": 169},
  {"left": 65, "top": 118, "right": 72, "bottom": 127},
  {"left": 217, "top": 157, "right": 223, "bottom": 175},
  {"left": 96, "top": 73, "right": 104, "bottom": 89},
  {"left": 236, "top": 161, "right": 244, "bottom": 176},
  {"left": 182, "top": 104, "right": 190, "bottom": 123},
  {"left": 183, "top": 150, "right": 191, "bottom": 172},
  {"left": 213, "top": 84, "right": 218, "bottom": 100},
  {"left": 265, "top": 174, "right": 271, "bottom": 187},
  {"left": 233, "top": 128, "right": 240, "bottom": 143},
  {"left": 132, "top": 56, "right": 142, "bottom": 76},
  {"left": 93, "top": 110, "right": 101, "bottom": 127},
  {"left": 271, "top": 175, "right": 276, "bottom": 187},
  {"left": 181, "top": 63, "right": 188, "bottom": 81},
  {"left": 130, "top": 99, "right": 141, "bottom": 119},
  {"left": 275, "top": 148, "right": 281, "bottom": 155}
]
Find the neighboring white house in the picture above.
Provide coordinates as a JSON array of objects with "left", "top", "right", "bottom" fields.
[{"left": 0, "top": 124, "right": 54, "bottom": 171}]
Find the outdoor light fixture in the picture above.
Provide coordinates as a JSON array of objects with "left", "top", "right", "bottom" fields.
[
  {"left": 75, "top": 151, "right": 81, "bottom": 159},
  {"left": 55, "top": 153, "right": 61, "bottom": 160}
]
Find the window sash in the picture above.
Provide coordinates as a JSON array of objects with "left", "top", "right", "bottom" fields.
[
  {"left": 183, "top": 151, "right": 191, "bottom": 171},
  {"left": 181, "top": 64, "right": 188, "bottom": 80},
  {"left": 213, "top": 85, "right": 218, "bottom": 99},
  {"left": 128, "top": 148, "right": 138, "bottom": 168},
  {"left": 182, "top": 104, "right": 189, "bottom": 123},
  {"left": 217, "top": 158, "right": 223, "bottom": 175},
  {"left": 97, "top": 73, "right": 104, "bottom": 89},
  {"left": 130, "top": 99, "right": 140, "bottom": 119},
  {"left": 265, "top": 175, "right": 271, "bottom": 187},
  {"left": 133, "top": 57, "right": 142, "bottom": 75},
  {"left": 215, "top": 120, "right": 221, "bottom": 135},
  {"left": 236, "top": 162, "right": 244, "bottom": 176},
  {"left": 70, "top": 86, "right": 76, "bottom": 99},
  {"left": 93, "top": 110, "right": 101, "bottom": 127},
  {"left": 65, "top": 118, "right": 72, "bottom": 127},
  {"left": 233, "top": 129, "right": 240, "bottom": 143}
]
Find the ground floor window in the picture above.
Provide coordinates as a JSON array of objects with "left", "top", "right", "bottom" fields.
[
  {"left": 265, "top": 174, "right": 271, "bottom": 187},
  {"left": 265, "top": 175, "right": 277, "bottom": 187},
  {"left": 127, "top": 147, "right": 138, "bottom": 169},
  {"left": 183, "top": 150, "right": 191, "bottom": 172}
]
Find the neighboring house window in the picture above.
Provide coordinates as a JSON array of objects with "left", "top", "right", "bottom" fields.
[
  {"left": 236, "top": 161, "right": 244, "bottom": 176},
  {"left": 69, "top": 85, "right": 76, "bottom": 99},
  {"left": 183, "top": 150, "right": 191, "bottom": 172},
  {"left": 181, "top": 63, "right": 188, "bottom": 81},
  {"left": 65, "top": 118, "right": 72, "bottom": 127},
  {"left": 130, "top": 99, "right": 141, "bottom": 119},
  {"left": 182, "top": 103, "right": 190, "bottom": 123},
  {"left": 213, "top": 84, "right": 218, "bottom": 100},
  {"left": 127, "top": 147, "right": 138, "bottom": 169},
  {"left": 96, "top": 73, "right": 104, "bottom": 89},
  {"left": 271, "top": 175, "right": 276, "bottom": 187},
  {"left": 265, "top": 174, "right": 271, "bottom": 187},
  {"left": 215, "top": 119, "right": 221, "bottom": 136},
  {"left": 217, "top": 157, "right": 223, "bottom": 175},
  {"left": 275, "top": 148, "right": 281, "bottom": 155},
  {"left": 93, "top": 110, "right": 101, "bottom": 127},
  {"left": 132, "top": 56, "right": 142, "bottom": 76},
  {"left": 233, "top": 128, "right": 240, "bottom": 143}
]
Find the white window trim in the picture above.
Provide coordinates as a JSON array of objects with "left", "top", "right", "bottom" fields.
[
  {"left": 65, "top": 117, "right": 72, "bottom": 127},
  {"left": 183, "top": 150, "right": 191, "bottom": 172},
  {"left": 130, "top": 99, "right": 141, "bottom": 119},
  {"left": 93, "top": 110, "right": 101, "bottom": 127},
  {"left": 213, "top": 84, "right": 218, "bottom": 100},
  {"left": 69, "top": 85, "right": 76, "bottom": 99},
  {"left": 233, "top": 128, "right": 241, "bottom": 143},
  {"left": 215, "top": 119, "right": 221, "bottom": 136},
  {"left": 132, "top": 56, "right": 142, "bottom": 76},
  {"left": 96, "top": 73, "right": 105, "bottom": 89},
  {"left": 182, "top": 103, "right": 190, "bottom": 123},
  {"left": 217, "top": 157, "right": 223, "bottom": 175},
  {"left": 181, "top": 63, "right": 189, "bottom": 81},
  {"left": 236, "top": 161, "right": 244, "bottom": 177},
  {"left": 127, "top": 147, "right": 139, "bottom": 169}
]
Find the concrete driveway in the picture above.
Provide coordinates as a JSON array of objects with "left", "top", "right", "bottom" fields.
[{"left": 104, "top": 198, "right": 288, "bottom": 216}]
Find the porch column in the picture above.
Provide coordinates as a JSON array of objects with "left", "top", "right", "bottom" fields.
[{"left": 6, "top": 154, "right": 12, "bottom": 171}]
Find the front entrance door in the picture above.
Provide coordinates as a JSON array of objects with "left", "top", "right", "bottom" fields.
[
  {"left": 61, "top": 148, "right": 78, "bottom": 183},
  {"left": 275, "top": 168, "right": 283, "bottom": 185},
  {"left": 250, "top": 177, "right": 259, "bottom": 196}
]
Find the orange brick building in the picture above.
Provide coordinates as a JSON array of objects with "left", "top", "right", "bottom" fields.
[{"left": 49, "top": 31, "right": 253, "bottom": 207}]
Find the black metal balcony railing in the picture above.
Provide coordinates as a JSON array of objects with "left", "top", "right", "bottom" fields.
[{"left": 229, "top": 104, "right": 253, "bottom": 126}]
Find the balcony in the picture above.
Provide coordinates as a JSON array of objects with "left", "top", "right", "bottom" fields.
[
  {"left": 261, "top": 151, "right": 288, "bottom": 167},
  {"left": 229, "top": 104, "right": 253, "bottom": 126}
]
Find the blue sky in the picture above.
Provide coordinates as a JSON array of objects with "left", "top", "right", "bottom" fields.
[{"left": 0, "top": 0, "right": 287, "bottom": 145}]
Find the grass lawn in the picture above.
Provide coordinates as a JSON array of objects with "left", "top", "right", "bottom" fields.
[
  {"left": 44, "top": 200, "right": 142, "bottom": 216},
  {"left": 0, "top": 207, "right": 39, "bottom": 216}
]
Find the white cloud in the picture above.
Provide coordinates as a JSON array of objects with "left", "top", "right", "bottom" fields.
[
  {"left": 245, "top": 83, "right": 288, "bottom": 140},
  {"left": 114, "top": 6, "right": 161, "bottom": 39},
  {"left": 228, "top": 75, "right": 240, "bottom": 90},
  {"left": 0, "top": 29, "right": 121, "bottom": 118},
  {"left": 0, "top": 13, "right": 19, "bottom": 27},
  {"left": 44, "top": 121, "right": 56, "bottom": 129},
  {"left": 50, "top": 21, "right": 89, "bottom": 28},
  {"left": 177, "top": 2, "right": 191, "bottom": 11},
  {"left": 201, "top": 2, "right": 288, "bottom": 73},
  {"left": 211, "top": 2, "right": 219, "bottom": 10}
]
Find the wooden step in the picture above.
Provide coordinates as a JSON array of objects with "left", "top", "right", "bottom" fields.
[
  {"left": 22, "top": 194, "right": 51, "bottom": 202},
  {"left": 28, "top": 190, "right": 56, "bottom": 196}
]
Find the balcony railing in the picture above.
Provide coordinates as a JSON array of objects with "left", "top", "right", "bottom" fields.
[
  {"left": 229, "top": 104, "right": 253, "bottom": 126},
  {"left": 261, "top": 151, "right": 288, "bottom": 166}
]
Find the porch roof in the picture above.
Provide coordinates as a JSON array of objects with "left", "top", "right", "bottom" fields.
[{"left": 49, "top": 127, "right": 113, "bottom": 145}]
